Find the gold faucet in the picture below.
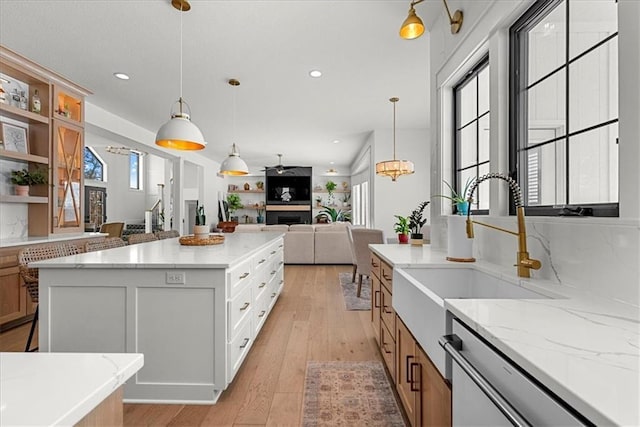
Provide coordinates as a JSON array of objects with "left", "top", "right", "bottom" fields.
[{"left": 465, "top": 173, "right": 541, "bottom": 278}]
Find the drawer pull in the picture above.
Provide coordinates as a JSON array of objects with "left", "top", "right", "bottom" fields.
[
  {"left": 406, "top": 355, "right": 414, "bottom": 383},
  {"left": 374, "top": 290, "right": 381, "bottom": 308},
  {"left": 279, "top": 261, "right": 284, "bottom": 266},
  {"left": 410, "top": 362, "right": 421, "bottom": 392},
  {"left": 239, "top": 272, "right": 250, "bottom": 279},
  {"left": 371, "top": 260, "right": 379, "bottom": 268},
  {"left": 381, "top": 342, "right": 392, "bottom": 354},
  {"left": 259, "top": 282, "right": 267, "bottom": 288},
  {"left": 239, "top": 338, "right": 250, "bottom": 349},
  {"left": 383, "top": 305, "right": 393, "bottom": 314},
  {"left": 270, "top": 270, "right": 276, "bottom": 275},
  {"left": 258, "top": 259, "right": 266, "bottom": 264},
  {"left": 239, "top": 302, "right": 250, "bottom": 311},
  {"left": 271, "top": 292, "right": 277, "bottom": 298},
  {"left": 382, "top": 272, "right": 391, "bottom": 281},
  {"left": 258, "top": 310, "right": 266, "bottom": 318},
  {"left": 270, "top": 250, "right": 277, "bottom": 255},
  {"left": 278, "top": 244, "right": 283, "bottom": 248},
  {"left": 279, "top": 280, "right": 284, "bottom": 284}
]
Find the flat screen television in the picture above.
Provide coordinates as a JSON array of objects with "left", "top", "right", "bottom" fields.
[{"left": 266, "top": 175, "right": 311, "bottom": 204}]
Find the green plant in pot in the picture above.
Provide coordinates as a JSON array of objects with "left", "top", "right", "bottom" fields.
[
  {"left": 193, "top": 202, "right": 209, "bottom": 238},
  {"left": 434, "top": 178, "right": 473, "bottom": 215},
  {"left": 325, "top": 180, "right": 337, "bottom": 205},
  {"left": 394, "top": 215, "right": 410, "bottom": 244},
  {"left": 10, "top": 168, "right": 48, "bottom": 197},
  {"left": 408, "top": 201, "right": 429, "bottom": 245},
  {"left": 316, "top": 205, "right": 349, "bottom": 223},
  {"left": 226, "top": 193, "right": 243, "bottom": 221}
]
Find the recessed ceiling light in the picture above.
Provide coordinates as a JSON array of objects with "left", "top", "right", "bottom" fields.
[
  {"left": 309, "top": 69, "right": 322, "bottom": 78},
  {"left": 333, "top": 140, "right": 340, "bottom": 144},
  {"left": 330, "top": 161, "right": 335, "bottom": 165},
  {"left": 113, "top": 72, "right": 130, "bottom": 80}
]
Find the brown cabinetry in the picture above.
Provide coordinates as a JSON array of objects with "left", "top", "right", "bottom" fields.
[
  {"left": 0, "top": 45, "right": 90, "bottom": 236},
  {"left": 370, "top": 251, "right": 395, "bottom": 381}
]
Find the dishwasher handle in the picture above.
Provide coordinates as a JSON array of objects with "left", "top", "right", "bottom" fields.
[{"left": 439, "top": 334, "right": 532, "bottom": 427}]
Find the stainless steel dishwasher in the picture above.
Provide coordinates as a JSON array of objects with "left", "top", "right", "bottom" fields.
[{"left": 440, "top": 318, "right": 592, "bottom": 426}]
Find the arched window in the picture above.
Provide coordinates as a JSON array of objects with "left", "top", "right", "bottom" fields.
[{"left": 84, "top": 147, "right": 106, "bottom": 181}]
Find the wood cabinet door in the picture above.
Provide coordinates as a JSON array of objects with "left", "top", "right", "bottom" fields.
[
  {"left": 0, "top": 266, "right": 27, "bottom": 325},
  {"left": 371, "top": 274, "right": 381, "bottom": 345},
  {"left": 396, "top": 317, "right": 417, "bottom": 427},
  {"left": 416, "top": 346, "right": 452, "bottom": 427}
]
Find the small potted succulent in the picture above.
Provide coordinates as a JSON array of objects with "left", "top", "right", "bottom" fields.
[
  {"left": 193, "top": 202, "right": 209, "bottom": 239},
  {"left": 434, "top": 178, "right": 473, "bottom": 215},
  {"left": 10, "top": 168, "right": 48, "bottom": 196},
  {"left": 394, "top": 215, "right": 410, "bottom": 244},
  {"left": 408, "top": 201, "right": 429, "bottom": 245}
]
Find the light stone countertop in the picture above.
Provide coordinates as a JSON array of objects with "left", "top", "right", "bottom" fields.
[
  {"left": 369, "top": 243, "right": 640, "bottom": 427},
  {"left": 0, "top": 352, "right": 143, "bottom": 426},
  {"left": 0, "top": 232, "right": 107, "bottom": 248},
  {"left": 31, "top": 232, "right": 284, "bottom": 269}
]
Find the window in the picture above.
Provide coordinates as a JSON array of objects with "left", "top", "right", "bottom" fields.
[
  {"left": 351, "top": 181, "right": 370, "bottom": 227},
  {"left": 453, "top": 56, "right": 490, "bottom": 213},
  {"left": 129, "top": 151, "right": 143, "bottom": 190},
  {"left": 84, "top": 147, "right": 105, "bottom": 181},
  {"left": 510, "top": 0, "right": 618, "bottom": 216}
]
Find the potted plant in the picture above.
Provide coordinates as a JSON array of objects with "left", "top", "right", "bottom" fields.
[
  {"left": 341, "top": 193, "right": 350, "bottom": 207},
  {"left": 325, "top": 180, "right": 337, "bottom": 205},
  {"left": 256, "top": 181, "right": 264, "bottom": 191},
  {"left": 434, "top": 178, "right": 473, "bottom": 215},
  {"left": 316, "top": 205, "right": 349, "bottom": 223},
  {"left": 193, "top": 202, "right": 209, "bottom": 238},
  {"left": 315, "top": 195, "right": 323, "bottom": 207},
  {"left": 408, "top": 201, "right": 429, "bottom": 245},
  {"left": 10, "top": 168, "right": 48, "bottom": 196},
  {"left": 226, "top": 193, "right": 243, "bottom": 222},
  {"left": 394, "top": 215, "right": 410, "bottom": 244},
  {"left": 254, "top": 203, "right": 265, "bottom": 223}
]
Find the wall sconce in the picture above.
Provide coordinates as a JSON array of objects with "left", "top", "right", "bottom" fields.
[{"left": 400, "top": 0, "right": 463, "bottom": 39}]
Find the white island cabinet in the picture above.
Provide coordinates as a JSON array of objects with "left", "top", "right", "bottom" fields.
[{"left": 32, "top": 233, "right": 284, "bottom": 404}]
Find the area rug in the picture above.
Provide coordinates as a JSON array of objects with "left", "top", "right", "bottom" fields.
[
  {"left": 302, "top": 361, "right": 406, "bottom": 426},
  {"left": 338, "top": 272, "right": 371, "bottom": 311}
]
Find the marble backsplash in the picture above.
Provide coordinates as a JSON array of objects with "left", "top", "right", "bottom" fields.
[
  {"left": 432, "top": 215, "right": 640, "bottom": 307},
  {"left": 0, "top": 203, "right": 29, "bottom": 239}
]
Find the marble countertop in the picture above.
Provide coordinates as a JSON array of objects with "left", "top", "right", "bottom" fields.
[
  {"left": 369, "top": 244, "right": 640, "bottom": 426},
  {"left": 0, "top": 352, "right": 143, "bottom": 426},
  {"left": 31, "top": 232, "right": 284, "bottom": 269},
  {"left": 0, "top": 232, "right": 107, "bottom": 248}
]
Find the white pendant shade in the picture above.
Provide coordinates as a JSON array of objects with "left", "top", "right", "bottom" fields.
[
  {"left": 220, "top": 143, "right": 249, "bottom": 176},
  {"left": 376, "top": 159, "right": 415, "bottom": 181},
  {"left": 155, "top": 113, "right": 206, "bottom": 150}
]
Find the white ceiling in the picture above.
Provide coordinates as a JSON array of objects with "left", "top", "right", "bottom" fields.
[{"left": 0, "top": 0, "right": 435, "bottom": 173}]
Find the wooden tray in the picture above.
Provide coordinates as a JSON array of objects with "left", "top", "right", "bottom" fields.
[{"left": 179, "top": 234, "right": 225, "bottom": 246}]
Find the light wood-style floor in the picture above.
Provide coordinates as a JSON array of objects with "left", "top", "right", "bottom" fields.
[{"left": 0, "top": 265, "right": 384, "bottom": 426}]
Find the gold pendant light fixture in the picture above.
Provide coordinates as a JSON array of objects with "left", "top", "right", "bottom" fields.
[
  {"left": 376, "top": 97, "right": 415, "bottom": 182},
  {"left": 155, "top": 0, "right": 206, "bottom": 150},
  {"left": 399, "top": 0, "right": 463, "bottom": 40},
  {"left": 219, "top": 79, "right": 249, "bottom": 176}
]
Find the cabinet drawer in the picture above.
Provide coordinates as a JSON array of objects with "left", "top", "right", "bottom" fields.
[
  {"left": 253, "top": 271, "right": 269, "bottom": 302},
  {"left": 371, "top": 275, "right": 381, "bottom": 345},
  {"left": 380, "top": 284, "right": 395, "bottom": 340},
  {"left": 228, "top": 257, "right": 253, "bottom": 298},
  {"left": 228, "top": 284, "right": 253, "bottom": 339},
  {"left": 381, "top": 260, "right": 393, "bottom": 292},
  {"left": 253, "top": 297, "right": 268, "bottom": 337},
  {"left": 370, "top": 252, "right": 381, "bottom": 280},
  {"left": 380, "top": 320, "right": 396, "bottom": 382},
  {"left": 228, "top": 320, "right": 252, "bottom": 382},
  {"left": 252, "top": 250, "right": 269, "bottom": 273}
]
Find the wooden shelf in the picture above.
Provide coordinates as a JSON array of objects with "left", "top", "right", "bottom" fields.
[
  {"left": 0, "top": 103, "right": 49, "bottom": 125},
  {"left": 313, "top": 205, "right": 351, "bottom": 209},
  {"left": 313, "top": 189, "right": 350, "bottom": 193},
  {"left": 228, "top": 190, "right": 265, "bottom": 193},
  {"left": 0, "top": 149, "right": 49, "bottom": 164},
  {"left": 0, "top": 195, "right": 48, "bottom": 204}
]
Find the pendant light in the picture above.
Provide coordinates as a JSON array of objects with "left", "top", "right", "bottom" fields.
[
  {"left": 376, "top": 97, "right": 415, "bottom": 181},
  {"left": 219, "top": 79, "right": 249, "bottom": 176},
  {"left": 155, "top": 0, "right": 206, "bottom": 151}
]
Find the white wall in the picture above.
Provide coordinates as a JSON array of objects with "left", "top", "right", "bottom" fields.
[
  {"left": 372, "top": 128, "right": 430, "bottom": 239},
  {"left": 429, "top": 0, "right": 639, "bottom": 306}
]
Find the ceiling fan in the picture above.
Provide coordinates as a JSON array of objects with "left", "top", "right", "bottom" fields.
[{"left": 262, "top": 154, "right": 298, "bottom": 174}]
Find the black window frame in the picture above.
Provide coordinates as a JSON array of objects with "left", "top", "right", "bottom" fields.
[
  {"left": 509, "top": 0, "right": 619, "bottom": 217},
  {"left": 453, "top": 54, "right": 490, "bottom": 215}
]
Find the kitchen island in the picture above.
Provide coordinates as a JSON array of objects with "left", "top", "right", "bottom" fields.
[
  {"left": 369, "top": 244, "right": 639, "bottom": 426},
  {"left": 32, "top": 232, "right": 285, "bottom": 404}
]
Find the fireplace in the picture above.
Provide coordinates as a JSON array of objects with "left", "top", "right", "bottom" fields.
[{"left": 266, "top": 166, "right": 312, "bottom": 225}]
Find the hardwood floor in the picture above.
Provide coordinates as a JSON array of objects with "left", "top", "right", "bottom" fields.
[{"left": 0, "top": 265, "right": 384, "bottom": 426}]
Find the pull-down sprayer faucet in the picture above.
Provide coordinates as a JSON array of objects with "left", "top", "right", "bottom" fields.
[{"left": 465, "top": 173, "right": 541, "bottom": 278}]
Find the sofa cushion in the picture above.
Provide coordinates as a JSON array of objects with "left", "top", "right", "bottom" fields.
[
  {"left": 284, "top": 228, "right": 315, "bottom": 264},
  {"left": 313, "top": 225, "right": 352, "bottom": 264},
  {"left": 234, "top": 224, "right": 263, "bottom": 232},
  {"left": 262, "top": 224, "right": 290, "bottom": 232},
  {"left": 289, "top": 224, "right": 314, "bottom": 232}
]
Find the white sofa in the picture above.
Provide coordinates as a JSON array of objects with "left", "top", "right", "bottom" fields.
[{"left": 235, "top": 223, "right": 352, "bottom": 265}]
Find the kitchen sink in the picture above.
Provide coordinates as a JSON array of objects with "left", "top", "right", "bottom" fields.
[{"left": 393, "top": 267, "right": 552, "bottom": 379}]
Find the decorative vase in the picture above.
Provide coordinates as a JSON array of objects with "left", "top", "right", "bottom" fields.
[
  {"left": 456, "top": 201, "right": 470, "bottom": 216},
  {"left": 257, "top": 215, "right": 264, "bottom": 224},
  {"left": 244, "top": 183, "right": 250, "bottom": 191},
  {"left": 193, "top": 225, "right": 209, "bottom": 239},
  {"left": 410, "top": 233, "right": 423, "bottom": 246},
  {"left": 398, "top": 233, "right": 409, "bottom": 244},
  {"left": 446, "top": 215, "right": 475, "bottom": 262},
  {"left": 14, "top": 185, "right": 29, "bottom": 196}
]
